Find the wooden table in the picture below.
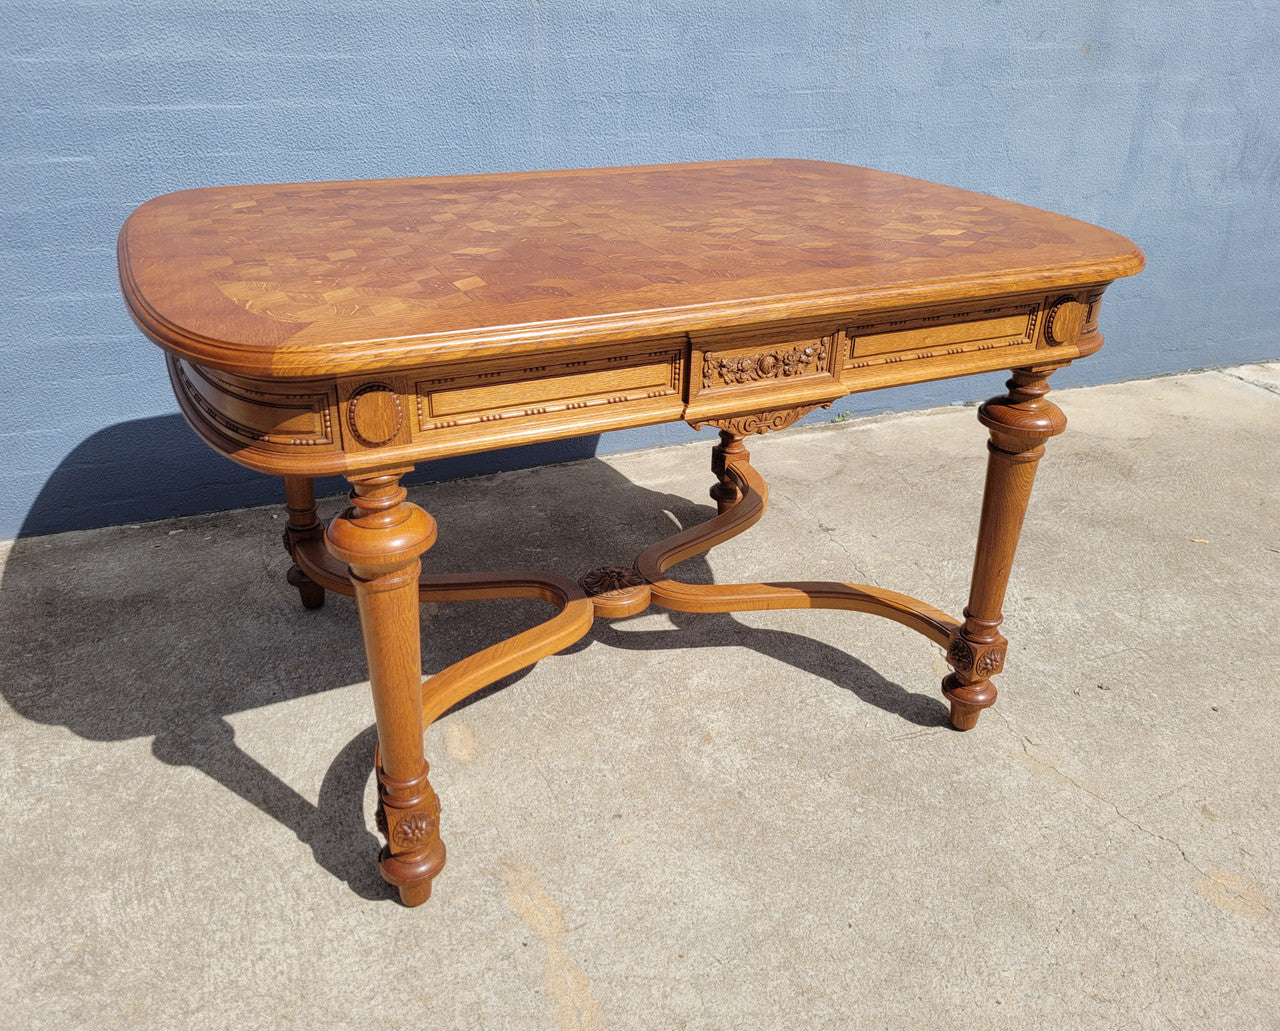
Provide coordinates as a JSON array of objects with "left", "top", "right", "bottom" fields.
[{"left": 119, "top": 159, "right": 1143, "bottom": 906}]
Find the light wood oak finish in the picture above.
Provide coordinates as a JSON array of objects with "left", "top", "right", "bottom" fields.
[{"left": 119, "top": 159, "right": 1143, "bottom": 906}]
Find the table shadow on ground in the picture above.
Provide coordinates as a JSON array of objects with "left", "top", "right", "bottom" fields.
[{"left": 1, "top": 434, "right": 949, "bottom": 902}]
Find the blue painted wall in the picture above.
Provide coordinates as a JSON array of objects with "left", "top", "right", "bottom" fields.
[{"left": 3, "top": 1, "right": 1277, "bottom": 538}]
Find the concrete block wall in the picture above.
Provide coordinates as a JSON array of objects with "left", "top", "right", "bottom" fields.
[{"left": 3, "top": 1, "right": 1277, "bottom": 538}]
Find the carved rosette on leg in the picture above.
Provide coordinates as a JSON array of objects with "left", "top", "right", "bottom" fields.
[
  {"left": 325, "top": 469, "right": 445, "bottom": 905},
  {"left": 282, "top": 476, "right": 326, "bottom": 608},
  {"left": 944, "top": 366, "right": 1067, "bottom": 730},
  {"left": 710, "top": 430, "right": 749, "bottom": 514}
]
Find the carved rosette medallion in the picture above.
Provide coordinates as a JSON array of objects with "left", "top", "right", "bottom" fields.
[
  {"left": 580, "top": 565, "right": 646, "bottom": 596},
  {"left": 974, "top": 649, "right": 1004, "bottom": 678},
  {"left": 946, "top": 635, "right": 1005, "bottom": 679},
  {"left": 347, "top": 383, "right": 403, "bottom": 447},
  {"left": 947, "top": 638, "right": 975, "bottom": 670},
  {"left": 391, "top": 811, "right": 438, "bottom": 850},
  {"left": 703, "top": 338, "right": 830, "bottom": 388}
]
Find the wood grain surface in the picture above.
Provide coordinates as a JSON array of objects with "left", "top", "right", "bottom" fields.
[{"left": 119, "top": 159, "right": 1143, "bottom": 377}]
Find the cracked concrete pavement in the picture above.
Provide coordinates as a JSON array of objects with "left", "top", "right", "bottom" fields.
[{"left": 1, "top": 365, "right": 1277, "bottom": 1029}]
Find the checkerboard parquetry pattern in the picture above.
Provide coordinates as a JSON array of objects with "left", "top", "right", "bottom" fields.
[{"left": 176, "top": 161, "right": 1079, "bottom": 329}]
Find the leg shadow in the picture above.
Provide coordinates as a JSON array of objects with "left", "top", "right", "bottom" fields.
[
  {"left": 150, "top": 717, "right": 389, "bottom": 901},
  {"left": 594, "top": 609, "right": 952, "bottom": 728}
]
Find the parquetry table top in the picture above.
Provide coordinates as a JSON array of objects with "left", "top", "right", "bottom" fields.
[{"left": 118, "top": 159, "right": 1143, "bottom": 377}]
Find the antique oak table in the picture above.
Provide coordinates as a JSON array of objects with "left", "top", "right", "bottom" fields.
[{"left": 118, "top": 159, "right": 1143, "bottom": 906}]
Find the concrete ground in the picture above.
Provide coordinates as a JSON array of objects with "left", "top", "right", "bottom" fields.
[{"left": 2, "top": 365, "right": 1278, "bottom": 1030}]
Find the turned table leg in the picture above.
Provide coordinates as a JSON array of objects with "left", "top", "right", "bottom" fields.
[
  {"left": 325, "top": 469, "right": 446, "bottom": 905},
  {"left": 282, "top": 476, "right": 326, "bottom": 609},
  {"left": 710, "top": 430, "right": 749, "bottom": 514},
  {"left": 944, "top": 366, "right": 1068, "bottom": 730}
]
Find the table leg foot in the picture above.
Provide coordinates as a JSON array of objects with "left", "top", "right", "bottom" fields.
[
  {"left": 395, "top": 880, "right": 435, "bottom": 908},
  {"left": 942, "top": 673, "right": 997, "bottom": 730},
  {"left": 380, "top": 843, "right": 446, "bottom": 906},
  {"left": 283, "top": 475, "right": 326, "bottom": 609},
  {"left": 285, "top": 564, "right": 326, "bottom": 609}
]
